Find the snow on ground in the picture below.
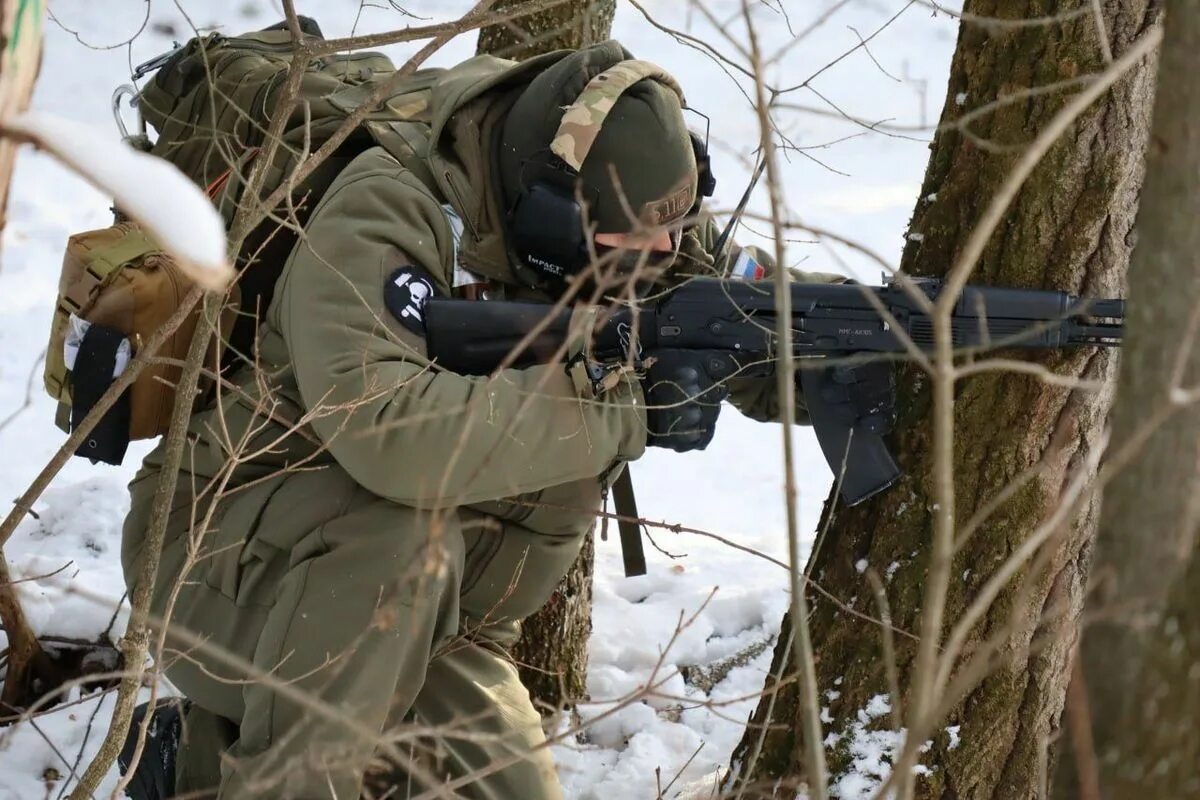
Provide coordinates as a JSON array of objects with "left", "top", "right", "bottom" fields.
[{"left": 0, "top": 1, "right": 955, "bottom": 797}]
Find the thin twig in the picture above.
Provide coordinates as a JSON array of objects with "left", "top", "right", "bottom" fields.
[
  {"left": 0, "top": 348, "right": 46, "bottom": 433},
  {"left": 866, "top": 569, "right": 903, "bottom": 733},
  {"left": 1066, "top": 654, "right": 1103, "bottom": 800},
  {"left": 742, "top": 3, "right": 827, "bottom": 796}
]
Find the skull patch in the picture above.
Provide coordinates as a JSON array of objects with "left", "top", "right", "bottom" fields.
[{"left": 384, "top": 266, "right": 442, "bottom": 336}]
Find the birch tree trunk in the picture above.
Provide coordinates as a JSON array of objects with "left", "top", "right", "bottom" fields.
[
  {"left": 1061, "top": 1, "right": 1200, "bottom": 795},
  {"left": 728, "top": 2, "right": 1159, "bottom": 796},
  {"left": 0, "top": 0, "right": 52, "bottom": 712},
  {"left": 475, "top": 0, "right": 614, "bottom": 712}
]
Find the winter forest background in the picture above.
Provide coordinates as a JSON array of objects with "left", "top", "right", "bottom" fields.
[{"left": 1, "top": 1, "right": 1196, "bottom": 799}]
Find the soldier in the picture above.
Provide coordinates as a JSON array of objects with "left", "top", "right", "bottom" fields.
[{"left": 119, "top": 39, "right": 852, "bottom": 800}]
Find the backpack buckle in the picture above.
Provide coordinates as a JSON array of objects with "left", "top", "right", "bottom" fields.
[{"left": 132, "top": 40, "right": 186, "bottom": 81}]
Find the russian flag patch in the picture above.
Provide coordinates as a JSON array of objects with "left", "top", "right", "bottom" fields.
[{"left": 732, "top": 249, "right": 766, "bottom": 280}]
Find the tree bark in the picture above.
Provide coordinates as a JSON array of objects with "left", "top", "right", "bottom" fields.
[
  {"left": 476, "top": 0, "right": 614, "bottom": 61},
  {"left": 512, "top": 532, "right": 594, "bottom": 711},
  {"left": 728, "top": 2, "right": 1159, "bottom": 797},
  {"left": 0, "top": 0, "right": 54, "bottom": 713},
  {"left": 1061, "top": 1, "right": 1200, "bottom": 796},
  {"left": 475, "top": 0, "right": 612, "bottom": 713}
]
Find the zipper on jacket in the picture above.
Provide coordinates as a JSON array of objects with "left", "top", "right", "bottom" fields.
[{"left": 443, "top": 171, "right": 479, "bottom": 241}]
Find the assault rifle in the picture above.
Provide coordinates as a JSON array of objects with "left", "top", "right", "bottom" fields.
[{"left": 425, "top": 277, "right": 1124, "bottom": 505}]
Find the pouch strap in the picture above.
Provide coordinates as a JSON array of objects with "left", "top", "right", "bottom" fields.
[{"left": 71, "top": 323, "right": 131, "bottom": 465}]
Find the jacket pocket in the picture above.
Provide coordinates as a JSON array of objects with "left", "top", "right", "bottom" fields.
[
  {"left": 205, "top": 468, "right": 360, "bottom": 608},
  {"left": 459, "top": 512, "right": 504, "bottom": 597},
  {"left": 203, "top": 477, "right": 289, "bottom": 608},
  {"left": 456, "top": 512, "right": 586, "bottom": 623}
]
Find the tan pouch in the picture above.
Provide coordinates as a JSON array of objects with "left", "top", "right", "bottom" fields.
[{"left": 45, "top": 221, "right": 235, "bottom": 442}]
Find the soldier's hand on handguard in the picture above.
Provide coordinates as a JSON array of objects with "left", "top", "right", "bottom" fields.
[
  {"left": 819, "top": 359, "right": 897, "bottom": 436},
  {"left": 642, "top": 350, "right": 730, "bottom": 452}
]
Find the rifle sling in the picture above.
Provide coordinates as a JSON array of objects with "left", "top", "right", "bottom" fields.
[{"left": 612, "top": 468, "right": 647, "bottom": 577}]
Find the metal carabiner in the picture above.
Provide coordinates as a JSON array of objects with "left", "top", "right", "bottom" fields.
[{"left": 111, "top": 84, "right": 145, "bottom": 139}]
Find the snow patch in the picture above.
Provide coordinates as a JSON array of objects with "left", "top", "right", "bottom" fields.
[
  {"left": 5, "top": 111, "right": 231, "bottom": 289},
  {"left": 0, "top": 686, "right": 154, "bottom": 797},
  {"left": 829, "top": 695, "right": 932, "bottom": 800},
  {"left": 947, "top": 725, "right": 962, "bottom": 750},
  {"left": 863, "top": 695, "right": 892, "bottom": 719}
]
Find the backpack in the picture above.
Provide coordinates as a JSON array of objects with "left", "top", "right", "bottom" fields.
[{"left": 43, "top": 17, "right": 442, "bottom": 464}]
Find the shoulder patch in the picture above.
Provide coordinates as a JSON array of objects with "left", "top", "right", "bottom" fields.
[{"left": 384, "top": 266, "right": 442, "bottom": 336}]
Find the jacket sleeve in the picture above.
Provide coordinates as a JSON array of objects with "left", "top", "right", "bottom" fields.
[
  {"left": 274, "top": 150, "right": 646, "bottom": 508},
  {"left": 680, "top": 218, "right": 849, "bottom": 425}
]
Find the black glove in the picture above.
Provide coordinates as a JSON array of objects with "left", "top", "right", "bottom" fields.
[
  {"left": 642, "top": 350, "right": 730, "bottom": 452},
  {"left": 817, "top": 360, "right": 897, "bottom": 436}
]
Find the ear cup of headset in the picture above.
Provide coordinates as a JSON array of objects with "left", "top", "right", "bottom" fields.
[
  {"left": 689, "top": 130, "right": 716, "bottom": 203},
  {"left": 500, "top": 42, "right": 637, "bottom": 290},
  {"left": 510, "top": 181, "right": 589, "bottom": 285}
]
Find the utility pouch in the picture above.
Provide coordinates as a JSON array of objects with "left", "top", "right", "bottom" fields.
[{"left": 44, "top": 222, "right": 237, "bottom": 461}]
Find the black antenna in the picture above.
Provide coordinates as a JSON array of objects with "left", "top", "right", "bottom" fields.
[
  {"left": 713, "top": 156, "right": 766, "bottom": 272},
  {"left": 684, "top": 106, "right": 712, "bottom": 150}
]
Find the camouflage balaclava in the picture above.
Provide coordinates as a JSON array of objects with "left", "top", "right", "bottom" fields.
[{"left": 498, "top": 41, "right": 698, "bottom": 236}]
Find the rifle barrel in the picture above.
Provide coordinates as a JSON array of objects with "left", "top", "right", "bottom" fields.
[
  {"left": 1083, "top": 298, "right": 1125, "bottom": 318},
  {"left": 1066, "top": 322, "right": 1124, "bottom": 346}
]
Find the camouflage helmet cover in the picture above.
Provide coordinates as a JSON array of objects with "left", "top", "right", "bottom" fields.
[
  {"left": 550, "top": 60, "right": 686, "bottom": 172},
  {"left": 499, "top": 41, "right": 698, "bottom": 234}
]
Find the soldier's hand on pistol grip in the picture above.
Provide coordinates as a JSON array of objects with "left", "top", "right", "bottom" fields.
[{"left": 641, "top": 350, "right": 730, "bottom": 452}]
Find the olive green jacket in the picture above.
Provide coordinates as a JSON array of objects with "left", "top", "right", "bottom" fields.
[
  {"left": 124, "top": 55, "right": 641, "bottom": 634},
  {"left": 124, "top": 53, "right": 837, "bottom": 623}
]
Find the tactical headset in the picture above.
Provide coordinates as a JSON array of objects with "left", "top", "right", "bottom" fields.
[{"left": 508, "top": 60, "right": 716, "bottom": 289}]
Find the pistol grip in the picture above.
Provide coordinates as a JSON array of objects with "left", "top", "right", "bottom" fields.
[{"left": 799, "top": 364, "right": 901, "bottom": 506}]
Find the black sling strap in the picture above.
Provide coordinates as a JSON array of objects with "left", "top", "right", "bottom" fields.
[{"left": 611, "top": 468, "right": 646, "bottom": 577}]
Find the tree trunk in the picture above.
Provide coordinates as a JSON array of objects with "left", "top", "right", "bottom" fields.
[
  {"left": 0, "top": 0, "right": 52, "bottom": 713},
  {"left": 1061, "top": 1, "right": 1200, "bottom": 796},
  {"left": 475, "top": 0, "right": 613, "bottom": 713},
  {"left": 476, "top": 0, "right": 615, "bottom": 62},
  {"left": 728, "top": 2, "right": 1158, "bottom": 797},
  {"left": 512, "top": 532, "right": 594, "bottom": 711}
]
